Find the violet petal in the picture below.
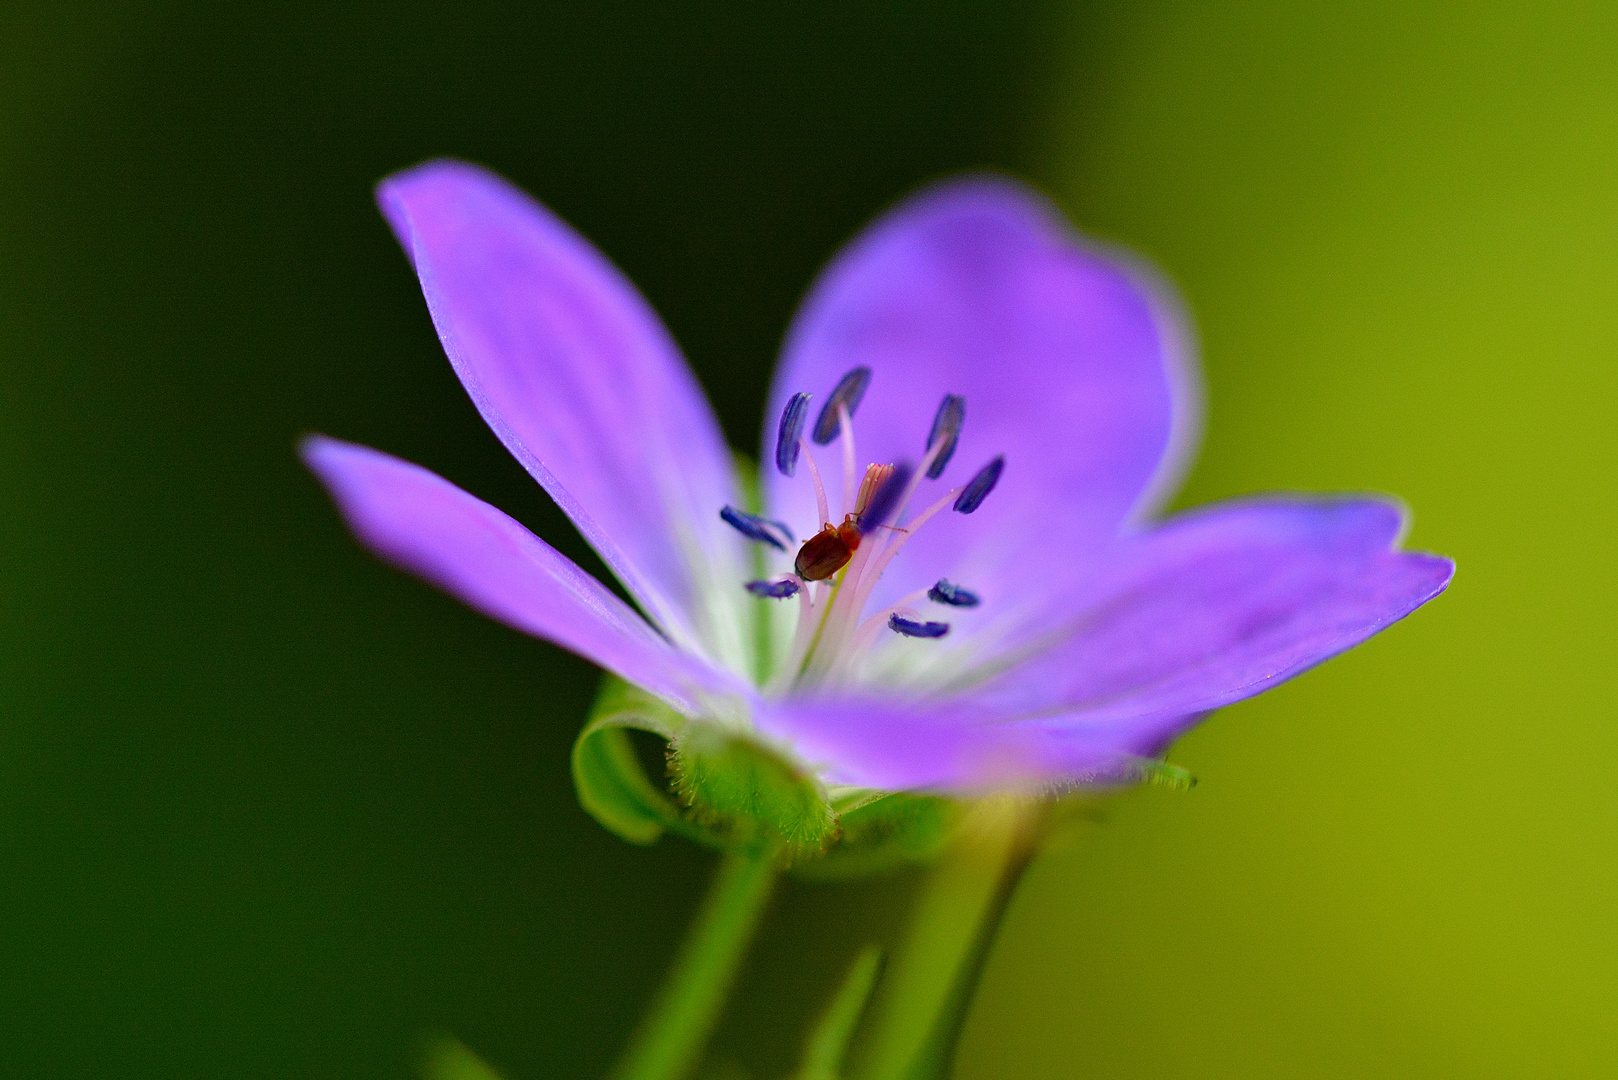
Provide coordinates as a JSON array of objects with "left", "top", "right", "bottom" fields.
[
  {"left": 752, "top": 694, "right": 1171, "bottom": 791},
  {"left": 302, "top": 436, "right": 740, "bottom": 716},
  {"left": 763, "top": 174, "right": 1199, "bottom": 616},
  {"left": 377, "top": 160, "right": 748, "bottom": 667},
  {"left": 965, "top": 497, "right": 1454, "bottom": 727},
  {"left": 756, "top": 499, "right": 1450, "bottom": 792}
]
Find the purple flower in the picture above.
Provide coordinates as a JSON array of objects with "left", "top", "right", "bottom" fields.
[{"left": 303, "top": 160, "right": 1452, "bottom": 795}]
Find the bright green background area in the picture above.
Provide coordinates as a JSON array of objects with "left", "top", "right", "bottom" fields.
[
  {"left": 2, "top": 2, "right": 1612, "bottom": 1078},
  {"left": 970, "top": 3, "right": 1617, "bottom": 1077}
]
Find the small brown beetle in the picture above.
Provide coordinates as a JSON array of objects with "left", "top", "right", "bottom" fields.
[{"left": 794, "top": 515, "right": 864, "bottom": 581}]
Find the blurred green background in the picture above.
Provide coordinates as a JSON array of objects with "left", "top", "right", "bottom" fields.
[{"left": 2, "top": 1, "right": 1613, "bottom": 1078}]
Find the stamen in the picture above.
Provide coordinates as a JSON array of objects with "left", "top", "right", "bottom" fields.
[
  {"left": 813, "top": 465, "right": 911, "bottom": 659},
  {"left": 746, "top": 578, "right": 801, "bottom": 599},
  {"left": 775, "top": 392, "right": 811, "bottom": 476},
  {"left": 837, "top": 402, "right": 858, "bottom": 514},
  {"left": 811, "top": 367, "right": 872, "bottom": 445},
  {"left": 882, "top": 434, "right": 951, "bottom": 535},
  {"left": 766, "top": 374, "right": 1005, "bottom": 690},
  {"left": 889, "top": 613, "right": 950, "bottom": 639},
  {"left": 925, "top": 394, "right": 966, "bottom": 479},
  {"left": 720, "top": 505, "right": 793, "bottom": 551},
  {"left": 841, "top": 589, "right": 930, "bottom": 666},
  {"left": 824, "top": 480, "right": 962, "bottom": 668},
  {"left": 953, "top": 455, "right": 1005, "bottom": 514},
  {"left": 928, "top": 579, "right": 980, "bottom": 607},
  {"left": 800, "top": 438, "right": 831, "bottom": 527},
  {"left": 809, "top": 513, "right": 883, "bottom": 667},
  {"left": 810, "top": 578, "right": 930, "bottom": 685},
  {"left": 860, "top": 484, "right": 959, "bottom": 588}
]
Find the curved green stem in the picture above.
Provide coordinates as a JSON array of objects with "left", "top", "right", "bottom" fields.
[
  {"left": 609, "top": 851, "right": 778, "bottom": 1080},
  {"left": 853, "top": 800, "right": 1047, "bottom": 1080}
]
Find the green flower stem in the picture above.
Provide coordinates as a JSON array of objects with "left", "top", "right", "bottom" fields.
[
  {"left": 853, "top": 799, "right": 1047, "bottom": 1080},
  {"left": 796, "top": 945, "right": 885, "bottom": 1080},
  {"left": 609, "top": 850, "right": 779, "bottom": 1080}
]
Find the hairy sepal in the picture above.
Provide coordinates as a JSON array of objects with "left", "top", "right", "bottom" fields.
[
  {"left": 574, "top": 676, "right": 839, "bottom": 861},
  {"left": 574, "top": 677, "right": 965, "bottom": 872},
  {"left": 792, "top": 792, "right": 960, "bottom": 881},
  {"left": 670, "top": 722, "right": 839, "bottom": 863}
]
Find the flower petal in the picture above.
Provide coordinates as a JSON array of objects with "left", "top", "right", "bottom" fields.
[
  {"left": 377, "top": 160, "right": 750, "bottom": 673},
  {"left": 959, "top": 498, "right": 1454, "bottom": 726},
  {"left": 757, "top": 501, "right": 1448, "bottom": 793},
  {"left": 752, "top": 694, "right": 1164, "bottom": 792},
  {"left": 762, "top": 175, "right": 1198, "bottom": 614},
  {"left": 302, "top": 436, "right": 742, "bottom": 716}
]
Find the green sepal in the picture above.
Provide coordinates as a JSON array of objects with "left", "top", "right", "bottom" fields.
[
  {"left": 670, "top": 722, "right": 839, "bottom": 862},
  {"left": 575, "top": 676, "right": 968, "bottom": 874},
  {"left": 571, "top": 676, "right": 692, "bottom": 846},
  {"left": 792, "top": 793, "right": 960, "bottom": 881}
]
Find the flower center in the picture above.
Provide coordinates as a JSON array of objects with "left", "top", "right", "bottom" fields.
[{"left": 720, "top": 368, "right": 1004, "bottom": 693}]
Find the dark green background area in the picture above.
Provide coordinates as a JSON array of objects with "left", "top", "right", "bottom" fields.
[
  {"left": 0, "top": 4, "right": 1047, "bottom": 1078},
  {"left": 3, "top": 2, "right": 1615, "bottom": 1078}
]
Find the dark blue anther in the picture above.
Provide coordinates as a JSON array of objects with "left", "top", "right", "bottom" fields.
[
  {"left": 775, "top": 392, "right": 811, "bottom": 476},
  {"left": 811, "top": 367, "right": 872, "bottom": 445},
  {"left": 889, "top": 613, "right": 950, "bottom": 639},
  {"left": 953, "top": 455, "right": 1004, "bottom": 514},
  {"left": 928, "top": 579, "right": 980, "bottom": 607},
  {"left": 746, "top": 578, "right": 801, "bottom": 599},
  {"left": 856, "top": 462, "right": 912, "bottom": 530},
  {"left": 925, "top": 394, "right": 966, "bottom": 479},
  {"left": 720, "top": 505, "right": 793, "bottom": 551}
]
